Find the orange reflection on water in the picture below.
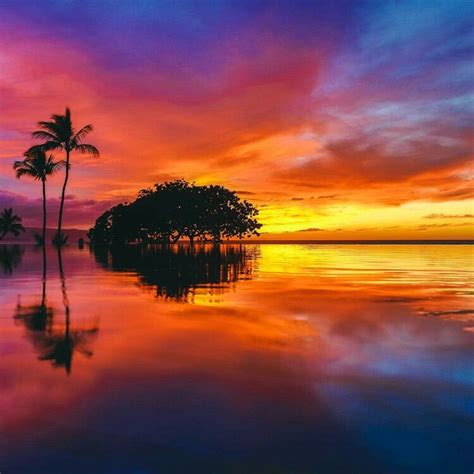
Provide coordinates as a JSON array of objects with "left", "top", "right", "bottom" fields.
[{"left": 0, "top": 243, "right": 473, "bottom": 472}]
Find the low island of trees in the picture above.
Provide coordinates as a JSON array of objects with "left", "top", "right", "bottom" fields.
[{"left": 88, "top": 180, "right": 262, "bottom": 245}]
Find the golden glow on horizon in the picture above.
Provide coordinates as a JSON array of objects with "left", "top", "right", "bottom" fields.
[
  {"left": 256, "top": 199, "right": 474, "bottom": 239},
  {"left": 0, "top": 26, "right": 473, "bottom": 239}
]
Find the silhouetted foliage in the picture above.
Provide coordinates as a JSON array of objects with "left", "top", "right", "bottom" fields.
[
  {"left": 93, "top": 244, "right": 257, "bottom": 302},
  {"left": 0, "top": 208, "right": 25, "bottom": 241},
  {"left": 88, "top": 180, "right": 262, "bottom": 244},
  {"left": 28, "top": 107, "right": 99, "bottom": 245},
  {"left": 0, "top": 245, "right": 24, "bottom": 274},
  {"left": 14, "top": 148, "right": 63, "bottom": 245}
]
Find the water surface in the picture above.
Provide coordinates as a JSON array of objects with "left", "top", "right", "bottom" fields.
[{"left": 1, "top": 244, "right": 473, "bottom": 473}]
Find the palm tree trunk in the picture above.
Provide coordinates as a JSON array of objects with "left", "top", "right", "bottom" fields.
[
  {"left": 57, "top": 149, "right": 70, "bottom": 240},
  {"left": 41, "top": 243, "right": 47, "bottom": 308},
  {"left": 42, "top": 178, "right": 47, "bottom": 246}
]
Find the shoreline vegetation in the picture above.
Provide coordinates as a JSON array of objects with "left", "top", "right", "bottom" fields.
[
  {"left": 88, "top": 179, "right": 262, "bottom": 245},
  {"left": 1, "top": 237, "right": 472, "bottom": 245},
  {"left": 2, "top": 111, "right": 472, "bottom": 247},
  {"left": 5, "top": 107, "right": 267, "bottom": 247},
  {"left": 5, "top": 107, "right": 99, "bottom": 247}
]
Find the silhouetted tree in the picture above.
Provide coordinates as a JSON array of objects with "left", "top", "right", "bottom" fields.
[
  {"left": 0, "top": 208, "right": 25, "bottom": 241},
  {"left": 28, "top": 107, "right": 99, "bottom": 245},
  {"left": 14, "top": 149, "right": 63, "bottom": 245},
  {"left": 88, "top": 180, "right": 262, "bottom": 244},
  {"left": 200, "top": 184, "right": 261, "bottom": 243}
]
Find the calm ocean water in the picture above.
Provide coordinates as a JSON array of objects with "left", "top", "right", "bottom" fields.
[{"left": 1, "top": 243, "right": 473, "bottom": 473}]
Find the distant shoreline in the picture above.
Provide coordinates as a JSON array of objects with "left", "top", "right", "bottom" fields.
[
  {"left": 1, "top": 239, "right": 473, "bottom": 245},
  {"left": 238, "top": 239, "right": 474, "bottom": 245}
]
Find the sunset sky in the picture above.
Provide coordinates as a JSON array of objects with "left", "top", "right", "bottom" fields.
[{"left": 0, "top": 0, "right": 473, "bottom": 239}]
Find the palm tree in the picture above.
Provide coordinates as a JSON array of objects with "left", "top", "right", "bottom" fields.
[
  {"left": 29, "top": 107, "right": 99, "bottom": 245},
  {"left": 0, "top": 208, "right": 25, "bottom": 241},
  {"left": 14, "top": 149, "right": 63, "bottom": 245}
]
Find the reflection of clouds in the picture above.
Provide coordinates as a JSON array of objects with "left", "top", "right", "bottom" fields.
[
  {"left": 1, "top": 244, "right": 473, "bottom": 472},
  {"left": 256, "top": 284, "right": 473, "bottom": 382},
  {"left": 319, "top": 302, "right": 473, "bottom": 382}
]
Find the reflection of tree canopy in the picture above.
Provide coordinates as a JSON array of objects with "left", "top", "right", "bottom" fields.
[
  {"left": 93, "top": 244, "right": 258, "bottom": 302},
  {"left": 0, "top": 245, "right": 24, "bottom": 274},
  {"left": 28, "top": 320, "right": 99, "bottom": 375},
  {"left": 14, "top": 300, "right": 53, "bottom": 333}
]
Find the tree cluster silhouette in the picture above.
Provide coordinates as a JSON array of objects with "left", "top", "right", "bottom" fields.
[{"left": 88, "top": 179, "right": 262, "bottom": 244}]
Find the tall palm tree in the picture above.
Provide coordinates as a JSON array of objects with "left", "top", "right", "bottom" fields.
[
  {"left": 14, "top": 149, "right": 63, "bottom": 245},
  {"left": 0, "top": 208, "right": 25, "bottom": 241},
  {"left": 29, "top": 107, "right": 99, "bottom": 245}
]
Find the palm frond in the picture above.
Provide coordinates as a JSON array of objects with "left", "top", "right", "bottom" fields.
[
  {"left": 73, "top": 124, "right": 93, "bottom": 143},
  {"left": 40, "top": 141, "right": 63, "bottom": 152},
  {"left": 75, "top": 143, "right": 100, "bottom": 157},
  {"left": 45, "top": 156, "right": 65, "bottom": 175},
  {"left": 15, "top": 167, "right": 38, "bottom": 180},
  {"left": 24, "top": 146, "right": 44, "bottom": 158},
  {"left": 37, "top": 120, "right": 62, "bottom": 136},
  {"left": 32, "top": 130, "right": 60, "bottom": 142},
  {"left": 10, "top": 223, "right": 25, "bottom": 235},
  {"left": 0, "top": 208, "right": 25, "bottom": 237},
  {"left": 14, "top": 149, "right": 63, "bottom": 181},
  {"left": 25, "top": 144, "right": 46, "bottom": 155},
  {"left": 37, "top": 111, "right": 72, "bottom": 143}
]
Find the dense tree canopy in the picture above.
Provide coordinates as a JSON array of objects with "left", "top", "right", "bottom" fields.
[{"left": 88, "top": 180, "right": 262, "bottom": 244}]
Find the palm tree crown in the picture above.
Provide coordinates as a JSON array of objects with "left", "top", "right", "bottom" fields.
[
  {"left": 30, "top": 107, "right": 99, "bottom": 157},
  {"left": 14, "top": 149, "right": 63, "bottom": 246},
  {"left": 29, "top": 107, "right": 99, "bottom": 245},
  {"left": 14, "top": 149, "right": 63, "bottom": 182},
  {"left": 0, "top": 208, "right": 25, "bottom": 240}
]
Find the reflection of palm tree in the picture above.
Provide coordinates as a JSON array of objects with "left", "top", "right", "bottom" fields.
[
  {"left": 36, "top": 315, "right": 98, "bottom": 374},
  {"left": 28, "top": 107, "right": 99, "bottom": 245},
  {"left": 0, "top": 208, "right": 25, "bottom": 241},
  {"left": 14, "top": 246, "right": 53, "bottom": 333},
  {"left": 14, "top": 247, "right": 99, "bottom": 375},
  {"left": 0, "top": 245, "right": 24, "bottom": 274},
  {"left": 38, "top": 247, "right": 99, "bottom": 374},
  {"left": 14, "top": 149, "right": 63, "bottom": 245}
]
